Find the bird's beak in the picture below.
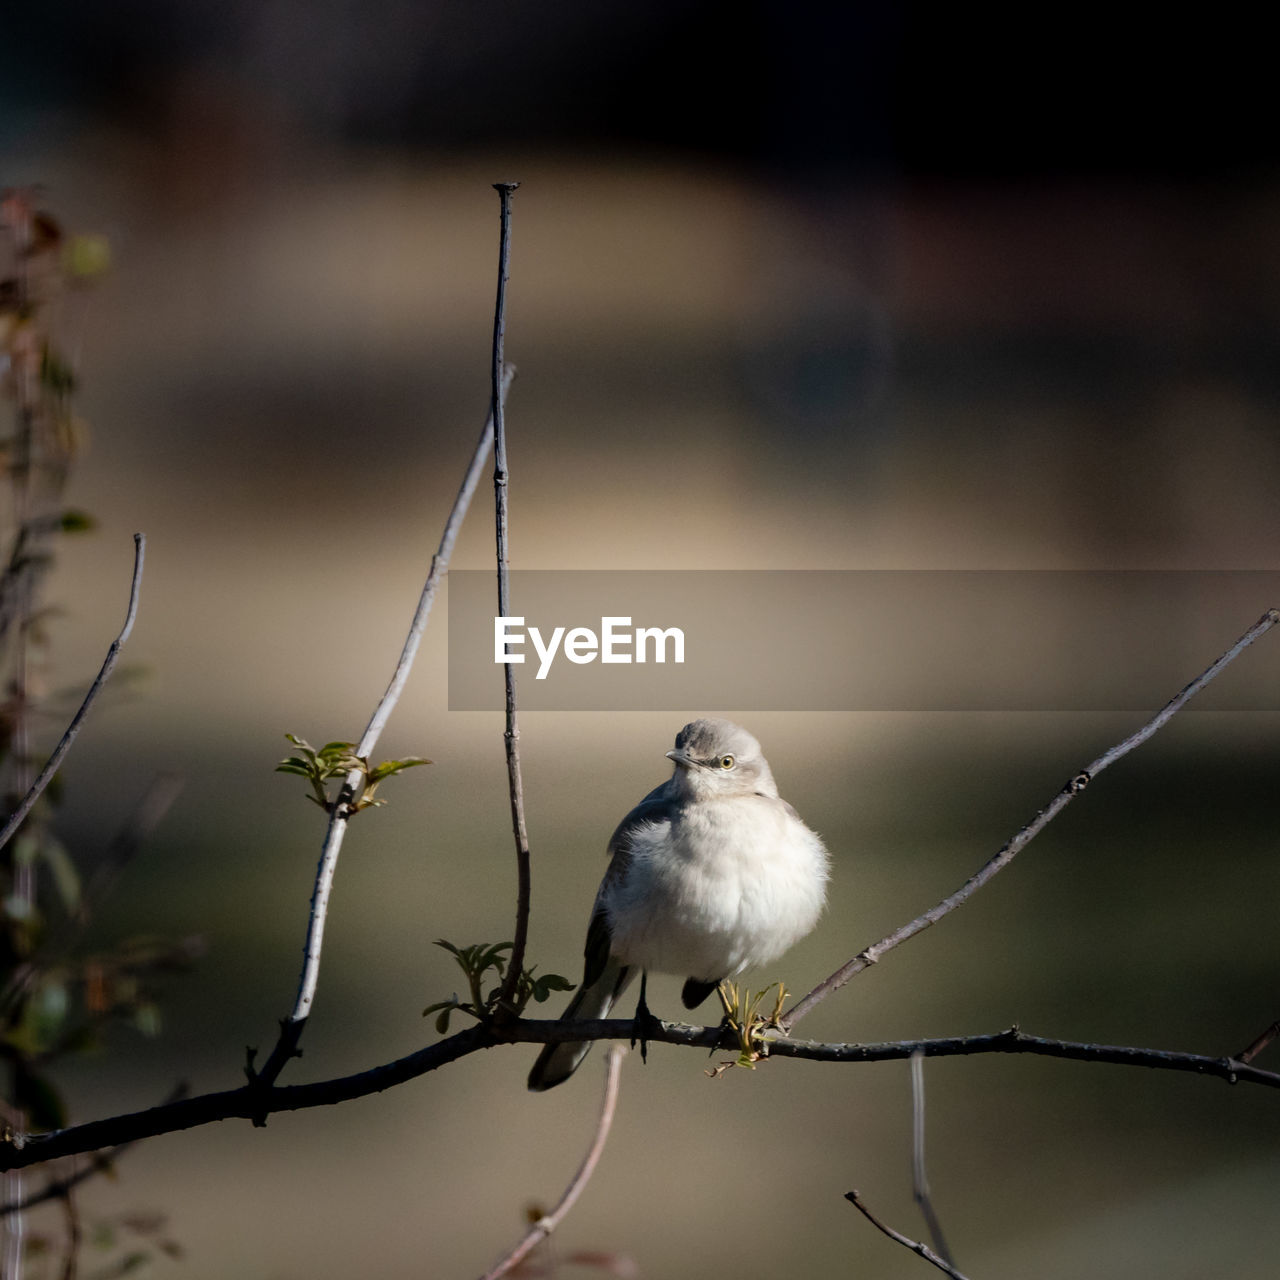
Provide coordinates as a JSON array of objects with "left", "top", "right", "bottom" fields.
[{"left": 666, "top": 747, "right": 696, "bottom": 769}]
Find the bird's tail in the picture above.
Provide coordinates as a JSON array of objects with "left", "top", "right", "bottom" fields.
[{"left": 527, "top": 959, "right": 633, "bottom": 1091}]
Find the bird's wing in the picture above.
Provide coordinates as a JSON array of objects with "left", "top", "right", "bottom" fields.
[{"left": 580, "top": 787, "right": 676, "bottom": 987}]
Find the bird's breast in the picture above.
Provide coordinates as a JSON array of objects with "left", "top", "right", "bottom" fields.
[{"left": 603, "top": 796, "right": 828, "bottom": 980}]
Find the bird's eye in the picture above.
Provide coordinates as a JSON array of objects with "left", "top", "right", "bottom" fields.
[{"left": 719, "top": 754, "right": 735, "bottom": 769}]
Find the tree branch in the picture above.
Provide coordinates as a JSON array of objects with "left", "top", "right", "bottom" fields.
[
  {"left": 5, "top": 1022, "right": 1276, "bottom": 1171},
  {"left": 479, "top": 1045, "right": 625, "bottom": 1280},
  {"left": 488, "top": 181, "right": 533, "bottom": 1011},
  {"left": 845, "top": 1191, "right": 971, "bottom": 1280},
  {"left": 782, "top": 607, "right": 1280, "bottom": 1030},
  {"left": 0, "top": 533, "right": 146, "bottom": 854},
  {"left": 252, "top": 368, "right": 516, "bottom": 1091},
  {"left": 0, "top": 1085, "right": 188, "bottom": 1217},
  {"left": 1236, "top": 1020, "right": 1280, "bottom": 1065}
]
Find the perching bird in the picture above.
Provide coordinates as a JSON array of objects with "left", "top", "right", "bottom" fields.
[{"left": 528, "top": 717, "right": 829, "bottom": 1091}]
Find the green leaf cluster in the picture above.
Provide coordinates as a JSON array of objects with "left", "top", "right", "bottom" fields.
[
  {"left": 423, "top": 939, "right": 575, "bottom": 1033},
  {"left": 275, "top": 733, "right": 430, "bottom": 815}
]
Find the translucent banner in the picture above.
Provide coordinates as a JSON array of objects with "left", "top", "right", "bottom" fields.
[{"left": 446, "top": 570, "right": 1280, "bottom": 712}]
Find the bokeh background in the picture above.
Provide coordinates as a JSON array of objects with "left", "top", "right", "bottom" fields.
[{"left": 4, "top": 4, "right": 1280, "bottom": 1277}]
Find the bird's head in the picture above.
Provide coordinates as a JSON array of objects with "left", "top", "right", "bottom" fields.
[{"left": 665, "top": 718, "right": 778, "bottom": 799}]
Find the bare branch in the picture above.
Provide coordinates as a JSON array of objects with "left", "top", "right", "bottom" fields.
[
  {"left": 6, "top": 1021, "right": 1277, "bottom": 1171},
  {"left": 479, "top": 1046, "right": 625, "bottom": 1280},
  {"left": 252, "top": 368, "right": 516, "bottom": 1091},
  {"left": 782, "top": 607, "right": 1280, "bottom": 1030},
  {"left": 488, "top": 181, "right": 533, "bottom": 1010},
  {"left": 0, "top": 533, "right": 146, "bottom": 854},
  {"left": 1236, "top": 1020, "right": 1280, "bottom": 1065},
  {"left": 0, "top": 1085, "right": 188, "bottom": 1217},
  {"left": 911, "top": 1051, "right": 954, "bottom": 1269},
  {"left": 845, "top": 1191, "right": 972, "bottom": 1280}
]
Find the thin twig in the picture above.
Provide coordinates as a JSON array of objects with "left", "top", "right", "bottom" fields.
[
  {"left": 58, "top": 1182, "right": 80, "bottom": 1280},
  {"left": 488, "top": 181, "right": 533, "bottom": 1011},
  {"left": 782, "top": 607, "right": 1280, "bottom": 1029},
  {"left": 251, "top": 368, "right": 516, "bottom": 1091},
  {"left": 479, "top": 1045, "right": 625, "bottom": 1280},
  {"left": 1236, "top": 1020, "right": 1280, "bottom": 1065},
  {"left": 911, "top": 1051, "right": 954, "bottom": 1268},
  {"left": 6, "top": 1021, "right": 1278, "bottom": 1171},
  {"left": 0, "top": 534, "right": 146, "bottom": 854},
  {"left": 845, "top": 1191, "right": 972, "bottom": 1280}
]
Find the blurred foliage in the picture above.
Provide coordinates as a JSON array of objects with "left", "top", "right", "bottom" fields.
[
  {"left": 0, "top": 189, "right": 197, "bottom": 1276},
  {"left": 23, "top": 1206, "right": 182, "bottom": 1280}
]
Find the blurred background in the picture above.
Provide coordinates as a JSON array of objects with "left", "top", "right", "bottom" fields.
[{"left": 3, "top": 3, "right": 1280, "bottom": 1276}]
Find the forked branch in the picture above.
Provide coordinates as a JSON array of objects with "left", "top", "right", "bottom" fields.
[{"left": 251, "top": 366, "right": 516, "bottom": 1091}]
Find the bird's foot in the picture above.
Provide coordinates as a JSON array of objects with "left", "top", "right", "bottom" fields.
[{"left": 630, "top": 972, "right": 664, "bottom": 1064}]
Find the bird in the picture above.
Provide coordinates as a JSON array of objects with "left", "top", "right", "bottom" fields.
[{"left": 528, "top": 717, "right": 829, "bottom": 1091}]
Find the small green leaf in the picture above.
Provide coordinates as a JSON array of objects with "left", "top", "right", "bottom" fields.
[
  {"left": 367, "top": 756, "right": 432, "bottom": 783},
  {"left": 41, "top": 837, "right": 82, "bottom": 913},
  {"left": 39, "top": 348, "right": 76, "bottom": 393},
  {"left": 13, "top": 832, "right": 40, "bottom": 868},
  {"left": 133, "top": 1002, "right": 162, "bottom": 1037},
  {"left": 59, "top": 508, "right": 96, "bottom": 533},
  {"left": 532, "top": 974, "right": 576, "bottom": 1002},
  {"left": 63, "top": 233, "right": 112, "bottom": 279}
]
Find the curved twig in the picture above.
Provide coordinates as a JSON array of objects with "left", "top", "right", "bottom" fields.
[
  {"left": 479, "top": 1045, "right": 625, "bottom": 1280},
  {"left": 5, "top": 1022, "right": 1277, "bottom": 1171},
  {"left": 252, "top": 368, "right": 516, "bottom": 1090},
  {"left": 846, "top": 1191, "right": 971, "bottom": 1280},
  {"left": 782, "top": 607, "right": 1280, "bottom": 1030},
  {"left": 0, "top": 533, "right": 146, "bottom": 854}
]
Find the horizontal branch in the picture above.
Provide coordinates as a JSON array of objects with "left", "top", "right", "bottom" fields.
[{"left": 4, "top": 1020, "right": 1275, "bottom": 1170}]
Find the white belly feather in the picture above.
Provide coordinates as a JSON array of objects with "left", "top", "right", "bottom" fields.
[{"left": 602, "top": 796, "right": 828, "bottom": 981}]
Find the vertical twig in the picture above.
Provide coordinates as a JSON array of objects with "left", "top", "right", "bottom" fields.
[
  {"left": 911, "top": 1051, "right": 954, "bottom": 1269},
  {"left": 480, "top": 1046, "right": 626, "bottom": 1280},
  {"left": 488, "top": 182, "right": 532, "bottom": 1009},
  {"left": 58, "top": 1184, "right": 80, "bottom": 1280},
  {"left": 252, "top": 366, "right": 516, "bottom": 1092}
]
